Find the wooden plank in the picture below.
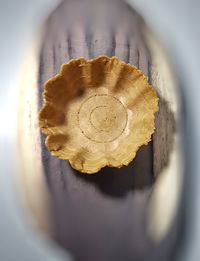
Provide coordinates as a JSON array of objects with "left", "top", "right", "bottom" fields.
[{"left": 37, "top": 1, "right": 157, "bottom": 260}]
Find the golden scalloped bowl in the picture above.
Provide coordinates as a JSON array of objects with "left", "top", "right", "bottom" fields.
[{"left": 39, "top": 56, "right": 159, "bottom": 174}]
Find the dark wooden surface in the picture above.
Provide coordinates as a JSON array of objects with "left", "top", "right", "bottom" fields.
[{"left": 39, "top": 1, "right": 156, "bottom": 260}]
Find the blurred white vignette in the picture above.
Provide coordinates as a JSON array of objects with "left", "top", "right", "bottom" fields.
[{"left": 1, "top": 1, "right": 200, "bottom": 261}]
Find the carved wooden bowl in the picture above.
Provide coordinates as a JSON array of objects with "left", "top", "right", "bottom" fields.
[{"left": 39, "top": 56, "right": 158, "bottom": 173}]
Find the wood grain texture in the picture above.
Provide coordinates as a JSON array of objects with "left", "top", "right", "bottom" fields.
[{"left": 37, "top": 0, "right": 176, "bottom": 260}]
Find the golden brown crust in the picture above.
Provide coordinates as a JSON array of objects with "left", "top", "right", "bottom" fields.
[{"left": 39, "top": 56, "right": 159, "bottom": 174}]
